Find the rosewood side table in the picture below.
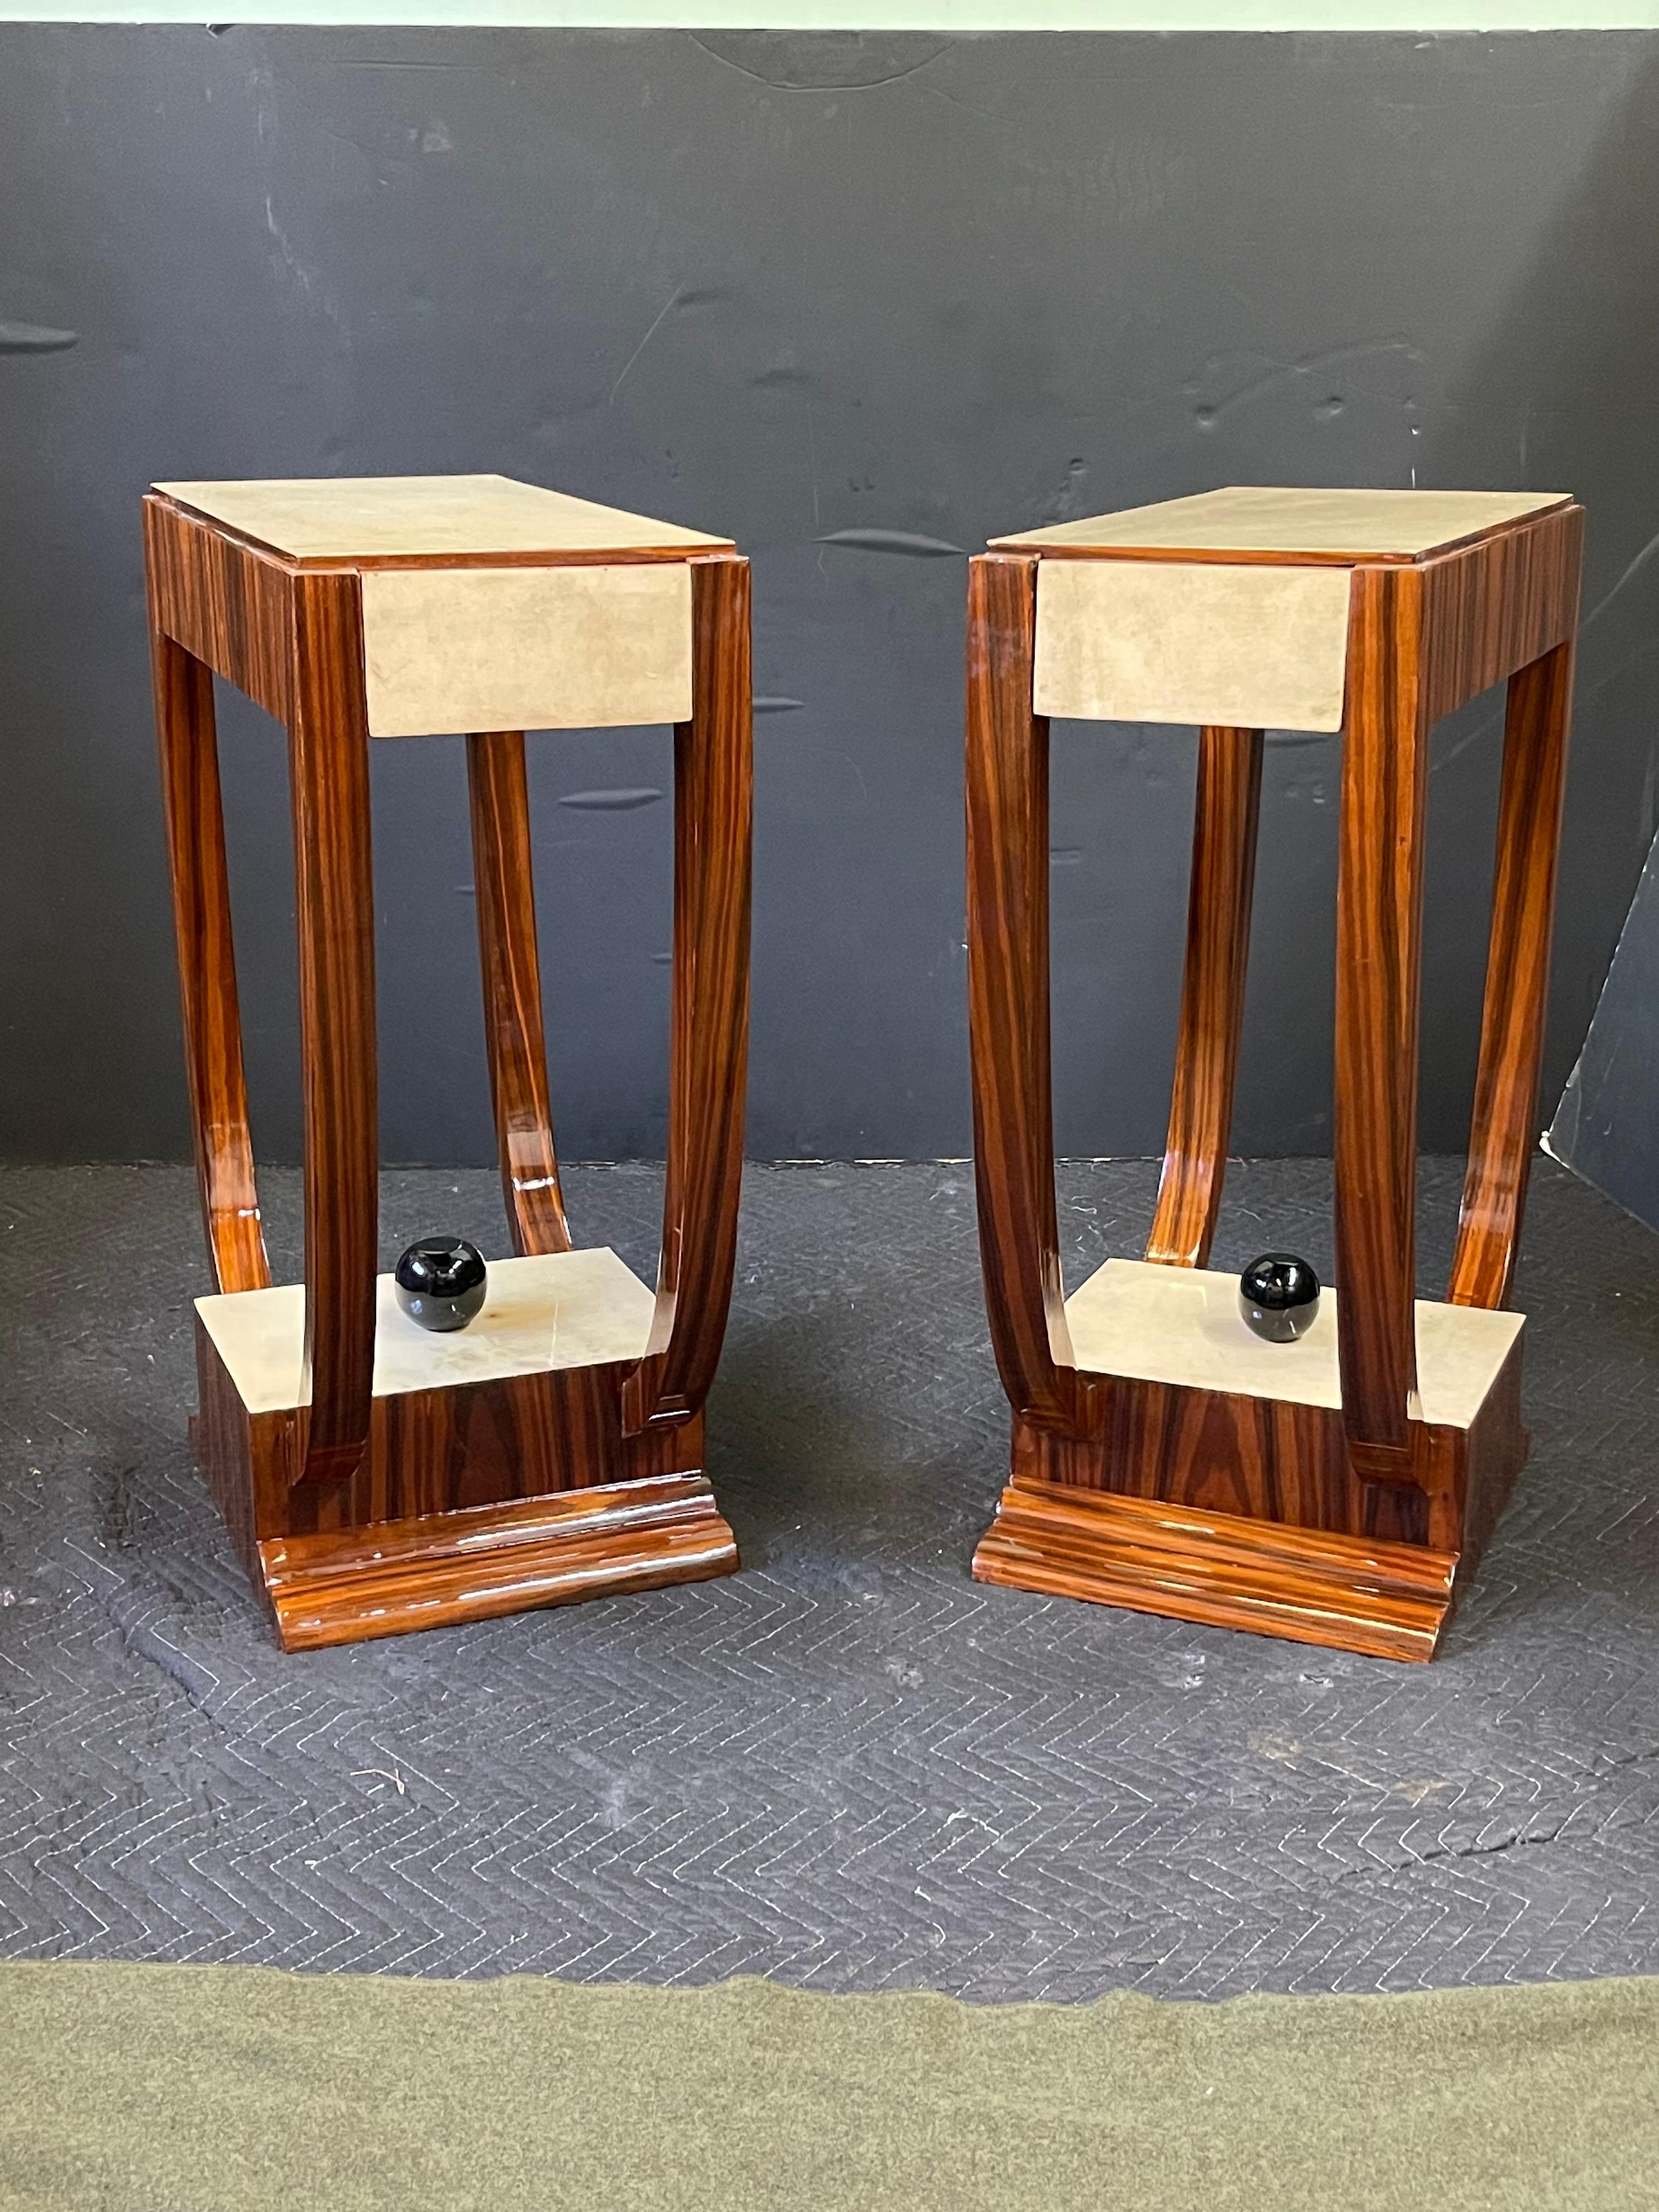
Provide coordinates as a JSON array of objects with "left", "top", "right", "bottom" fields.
[
  {"left": 145, "top": 475, "right": 751, "bottom": 1651},
  {"left": 965, "top": 486, "right": 1583, "bottom": 1661}
]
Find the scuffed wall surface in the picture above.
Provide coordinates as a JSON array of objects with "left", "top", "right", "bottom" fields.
[
  {"left": 3, "top": 26, "right": 1658, "bottom": 1163},
  {"left": 1547, "top": 822, "right": 1659, "bottom": 1230}
]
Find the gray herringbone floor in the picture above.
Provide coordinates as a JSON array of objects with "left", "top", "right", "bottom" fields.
[{"left": 2, "top": 1158, "right": 1656, "bottom": 1999}]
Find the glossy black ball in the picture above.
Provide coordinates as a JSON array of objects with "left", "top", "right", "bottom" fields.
[
  {"left": 1238, "top": 1251, "right": 1321, "bottom": 1344},
  {"left": 394, "top": 1237, "right": 488, "bottom": 1333}
]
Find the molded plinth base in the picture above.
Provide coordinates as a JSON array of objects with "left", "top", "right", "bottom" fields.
[
  {"left": 970, "top": 1256, "right": 1530, "bottom": 1661},
  {"left": 189, "top": 1249, "right": 738, "bottom": 1651},
  {"left": 972, "top": 1480, "right": 1459, "bottom": 1663},
  {"left": 258, "top": 1474, "right": 739, "bottom": 1652}
]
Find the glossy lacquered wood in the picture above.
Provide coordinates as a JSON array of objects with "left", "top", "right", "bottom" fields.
[
  {"left": 145, "top": 495, "right": 294, "bottom": 724},
  {"left": 977, "top": 1331, "right": 1525, "bottom": 1663},
  {"left": 147, "top": 606, "right": 270, "bottom": 1299},
  {"left": 965, "top": 494, "right": 1583, "bottom": 1659},
  {"left": 625, "top": 554, "right": 754, "bottom": 1436},
  {"left": 261, "top": 1476, "right": 736, "bottom": 1652},
  {"left": 193, "top": 1313, "right": 730, "bottom": 1650},
  {"left": 972, "top": 1480, "right": 1458, "bottom": 1662},
  {"left": 288, "top": 568, "right": 379, "bottom": 1489},
  {"left": 1146, "top": 726, "right": 1262, "bottom": 1271},
  {"left": 1334, "top": 507, "right": 1584, "bottom": 1475},
  {"left": 977, "top": 1330, "right": 1524, "bottom": 1660},
  {"left": 1451, "top": 629, "right": 1579, "bottom": 1308},
  {"left": 1333, "top": 562, "right": 1428, "bottom": 1484},
  {"left": 1006, "top": 1328, "right": 1523, "bottom": 1542},
  {"left": 195, "top": 1324, "right": 732, "bottom": 1654},
  {"left": 147, "top": 483, "right": 751, "bottom": 1648},
  {"left": 964, "top": 555, "right": 1098, "bottom": 1440},
  {"left": 466, "top": 730, "right": 572, "bottom": 1258},
  {"left": 1419, "top": 503, "right": 1582, "bottom": 724}
]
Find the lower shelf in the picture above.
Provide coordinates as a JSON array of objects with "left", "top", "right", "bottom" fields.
[
  {"left": 257, "top": 1472, "right": 739, "bottom": 1652},
  {"left": 971, "top": 1479, "right": 1458, "bottom": 1663}
]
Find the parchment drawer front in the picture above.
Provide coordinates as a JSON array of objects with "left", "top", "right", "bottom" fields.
[
  {"left": 1034, "top": 558, "right": 1353, "bottom": 733},
  {"left": 360, "top": 562, "right": 694, "bottom": 737}
]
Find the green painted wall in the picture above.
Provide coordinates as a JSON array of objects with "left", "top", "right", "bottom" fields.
[{"left": 1, "top": 4, "right": 1656, "bottom": 27}]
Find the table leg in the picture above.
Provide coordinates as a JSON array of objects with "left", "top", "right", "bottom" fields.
[
  {"left": 149, "top": 618, "right": 270, "bottom": 1297},
  {"left": 1334, "top": 563, "right": 1429, "bottom": 1486},
  {"left": 965, "top": 553, "right": 1094, "bottom": 1436},
  {"left": 1449, "top": 631, "right": 1578, "bottom": 1310},
  {"left": 1146, "top": 724, "right": 1263, "bottom": 1270},
  {"left": 624, "top": 554, "right": 752, "bottom": 1437},
  {"left": 466, "top": 729, "right": 572, "bottom": 1257},
  {"left": 287, "top": 570, "right": 378, "bottom": 1490}
]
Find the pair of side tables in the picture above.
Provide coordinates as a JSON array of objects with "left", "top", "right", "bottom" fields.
[{"left": 145, "top": 476, "right": 1582, "bottom": 1663}]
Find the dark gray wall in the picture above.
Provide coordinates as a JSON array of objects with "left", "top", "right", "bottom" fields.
[{"left": 3, "top": 25, "right": 1658, "bottom": 1165}]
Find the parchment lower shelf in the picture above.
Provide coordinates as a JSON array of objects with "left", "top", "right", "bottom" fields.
[
  {"left": 198, "top": 1247, "right": 656, "bottom": 1415},
  {"left": 1064, "top": 1259, "right": 1523, "bottom": 1429}
]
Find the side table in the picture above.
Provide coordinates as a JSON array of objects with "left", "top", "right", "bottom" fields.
[
  {"left": 146, "top": 473, "right": 751, "bottom": 1650},
  {"left": 965, "top": 487, "right": 1583, "bottom": 1660}
]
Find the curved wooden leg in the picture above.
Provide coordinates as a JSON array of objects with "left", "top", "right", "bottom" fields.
[
  {"left": 1147, "top": 725, "right": 1263, "bottom": 1270},
  {"left": 466, "top": 730, "right": 572, "bottom": 1257},
  {"left": 1449, "top": 635, "right": 1577, "bottom": 1311},
  {"left": 1334, "top": 565, "right": 1428, "bottom": 1486},
  {"left": 149, "top": 619, "right": 270, "bottom": 1297},
  {"left": 964, "top": 554, "right": 1094, "bottom": 1436},
  {"left": 288, "top": 571, "right": 378, "bottom": 1490},
  {"left": 623, "top": 554, "right": 752, "bottom": 1437}
]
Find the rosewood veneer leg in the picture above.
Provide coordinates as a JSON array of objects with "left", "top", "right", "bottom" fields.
[
  {"left": 1147, "top": 724, "right": 1264, "bottom": 1269},
  {"left": 963, "top": 554, "right": 1095, "bottom": 1437},
  {"left": 287, "top": 571, "right": 378, "bottom": 1489},
  {"left": 466, "top": 729, "right": 572, "bottom": 1257},
  {"left": 1333, "top": 565, "right": 1428, "bottom": 1486},
  {"left": 623, "top": 554, "right": 753, "bottom": 1437},
  {"left": 148, "top": 623, "right": 270, "bottom": 1296},
  {"left": 1449, "top": 635, "right": 1577, "bottom": 1311}
]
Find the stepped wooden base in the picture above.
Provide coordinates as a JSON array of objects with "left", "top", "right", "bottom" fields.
[
  {"left": 259, "top": 1475, "right": 738, "bottom": 1652},
  {"left": 972, "top": 1480, "right": 1458, "bottom": 1663},
  {"left": 969, "top": 1265, "right": 1530, "bottom": 1662},
  {"left": 191, "top": 1285, "right": 738, "bottom": 1651}
]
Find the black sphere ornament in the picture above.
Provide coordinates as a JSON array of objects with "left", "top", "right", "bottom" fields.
[
  {"left": 1238, "top": 1252, "right": 1321, "bottom": 1344},
  {"left": 394, "top": 1237, "right": 488, "bottom": 1333}
]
